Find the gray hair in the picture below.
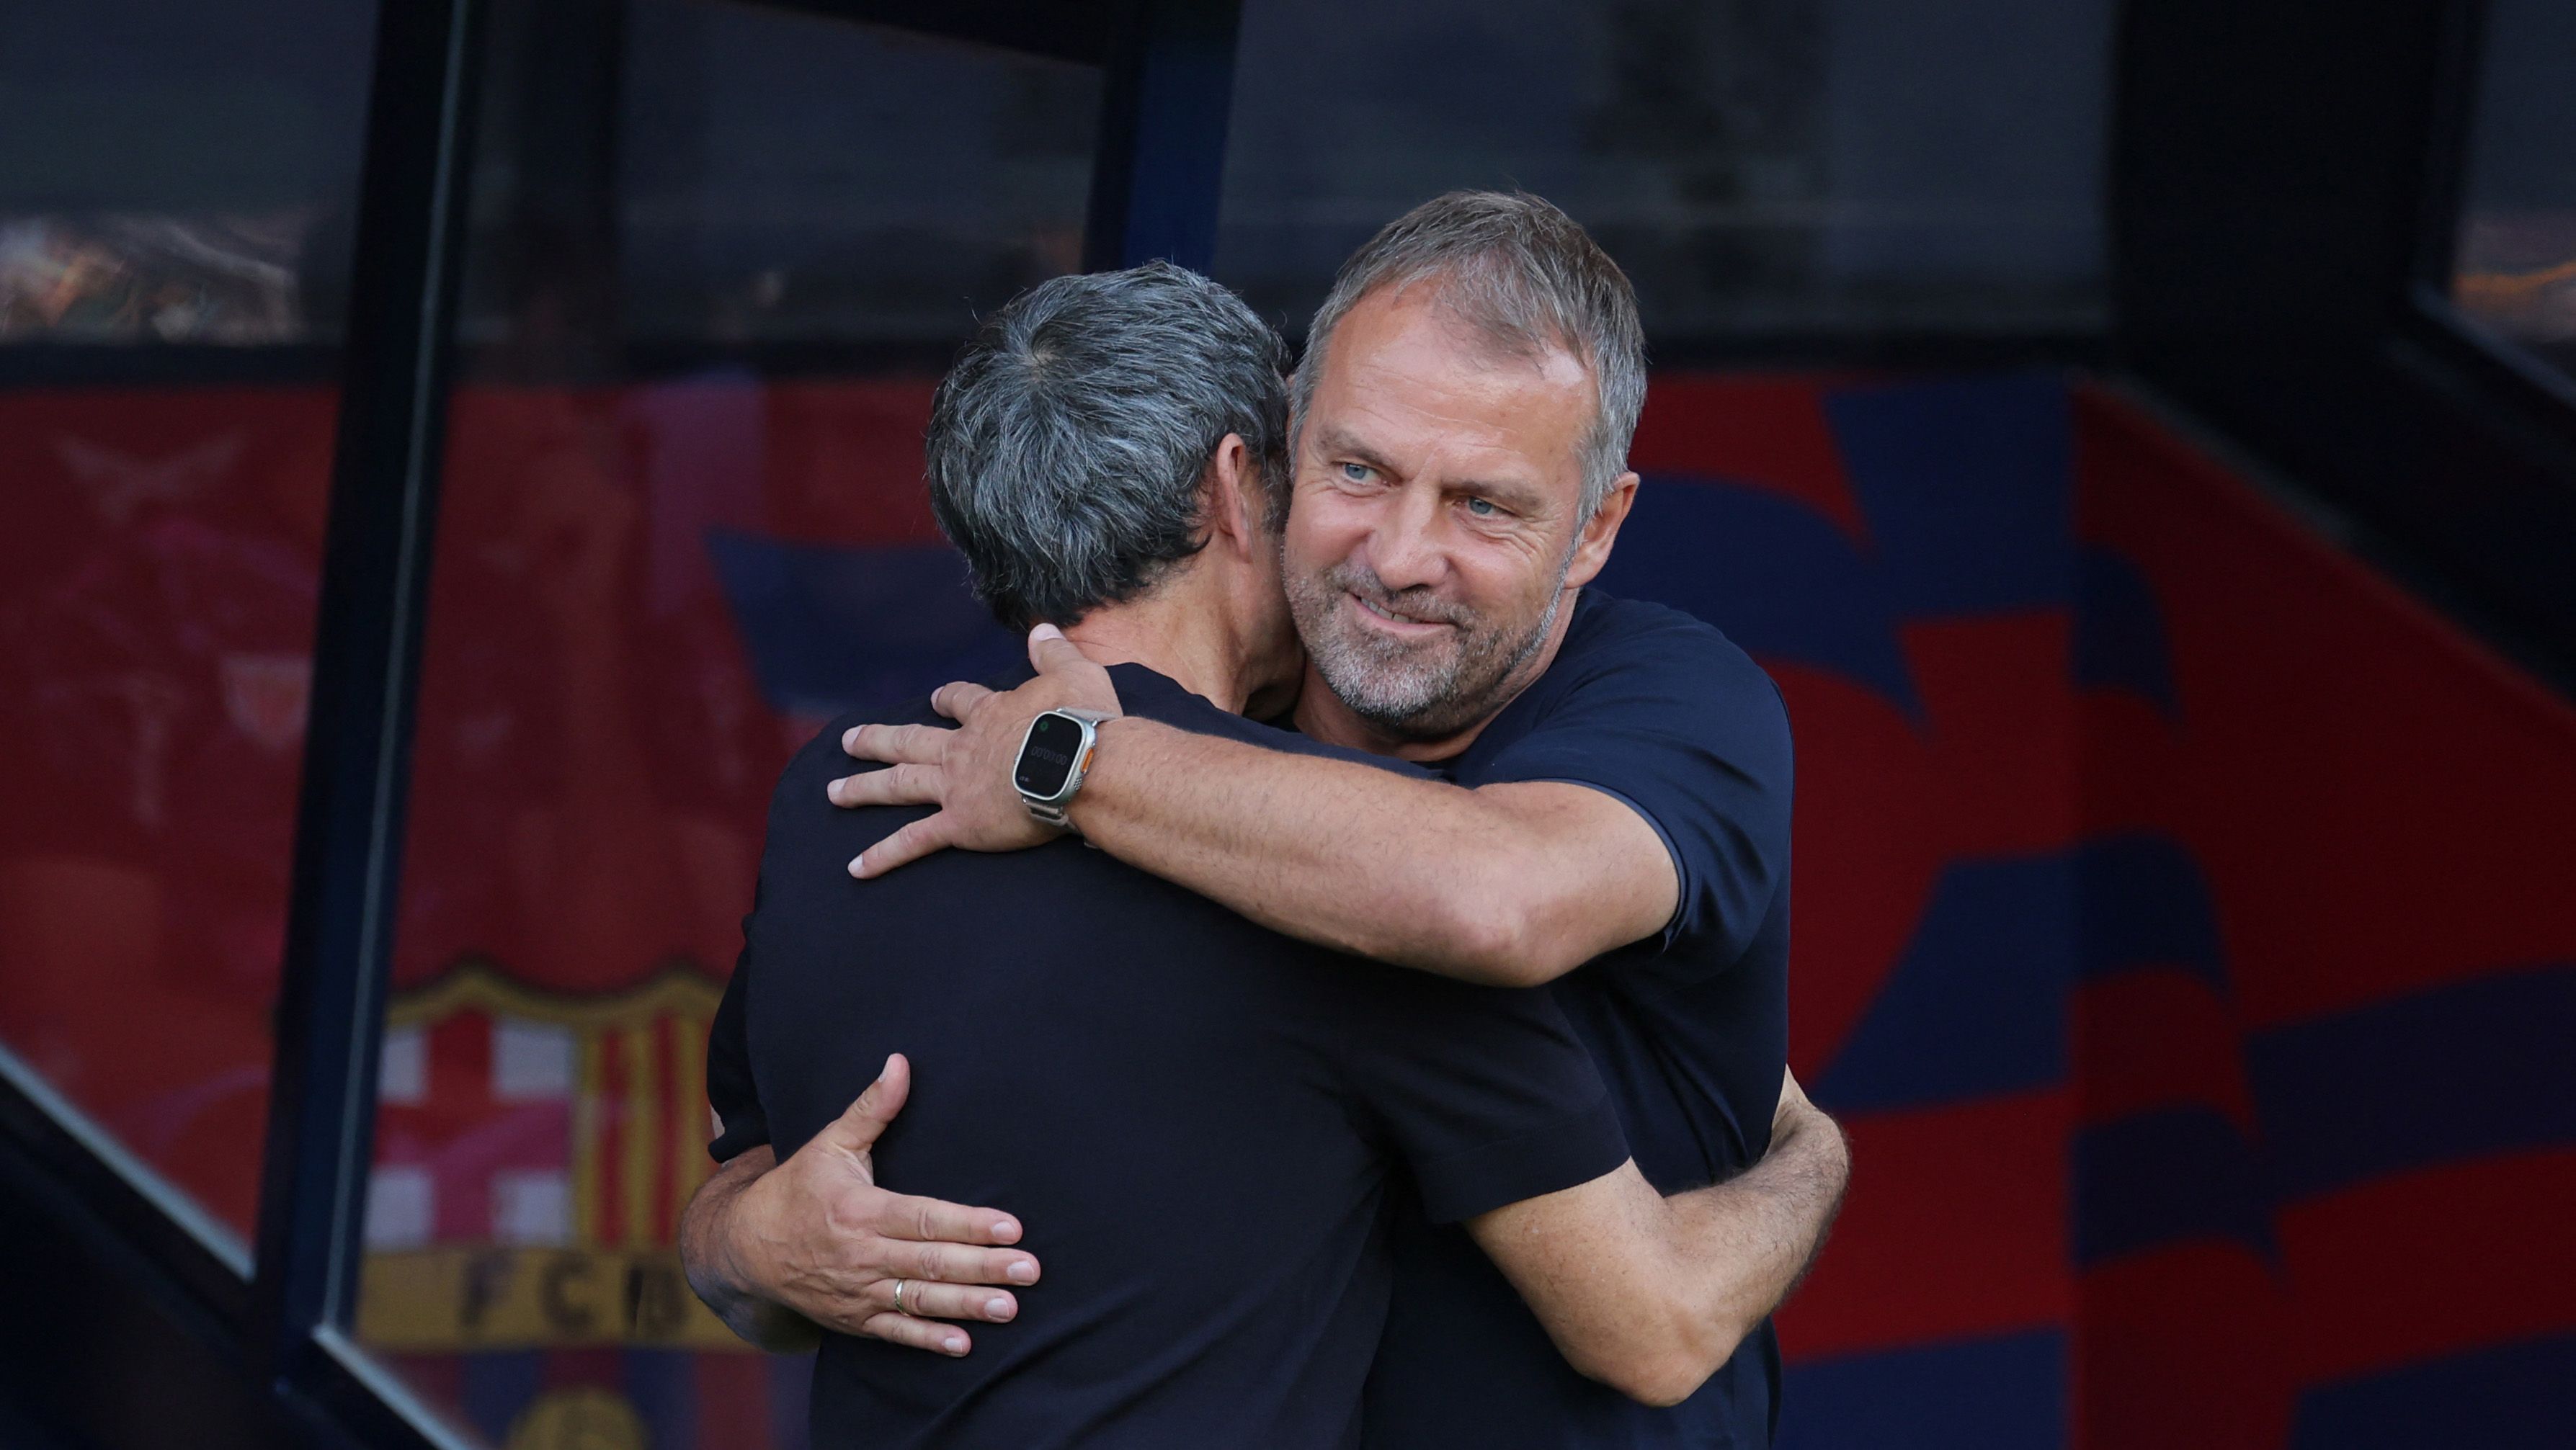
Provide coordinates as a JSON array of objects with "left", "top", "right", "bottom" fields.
[
  {"left": 927, "top": 261, "right": 1291, "bottom": 630},
  {"left": 1291, "top": 190, "right": 1646, "bottom": 518}
]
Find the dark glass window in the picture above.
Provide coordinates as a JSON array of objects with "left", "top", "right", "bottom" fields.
[
  {"left": 353, "top": 8, "right": 1094, "bottom": 1444},
  {"left": 620, "top": 0, "right": 1099, "bottom": 349},
  {"left": 0, "top": 0, "right": 370, "bottom": 1257},
  {"left": 452, "top": 0, "right": 1102, "bottom": 375},
  {"left": 2449, "top": 0, "right": 2576, "bottom": 383},
  {"left": 0, "top": 0, "right": 373, "bottom": 346},
  {"left": 1214, "top": 0, "right": 2111, "bottom": 347}
]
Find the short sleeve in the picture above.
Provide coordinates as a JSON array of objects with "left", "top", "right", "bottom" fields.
[
  {"left": 1469, "top": 612, "right": 1793, "bottom": 970},
  {"left": 705, "top": 905, "right": 770, "bottom": 1163},
  {"left": 1340, "top": 970, "right": 1629, "bottom": 1224}
]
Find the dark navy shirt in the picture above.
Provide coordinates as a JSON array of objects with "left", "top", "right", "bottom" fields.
[
  {"left": 705, "top": 663, "right": 1631, "bottom": 1449},
  {"left": 1362, "top": 588, "right": 1796, "bottom": 1450}
]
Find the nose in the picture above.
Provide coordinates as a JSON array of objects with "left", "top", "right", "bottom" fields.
[{"left": 1361, "top": 482, "right": 1446, "bottom": 594}]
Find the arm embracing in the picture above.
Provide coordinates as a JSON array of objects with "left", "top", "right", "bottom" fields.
[
  {"left": 1466, "top": 1073, "right": 1850, "bottom": 1407},
  {"left": 677, "top": 1056, "right": 1043, "bottom": 1358},
  {"left": 1069, "top": 718, "right": 1676, "bottom": 987},
  {"left": 1466, "top": 1160, "right": 1734, "bottom": 1407},
  {"left": 680, "top": 1146, "right": 825, "bottom": 1353},
  {"left": 830, "top": 630, "right": 1675, "bottom": 986}
]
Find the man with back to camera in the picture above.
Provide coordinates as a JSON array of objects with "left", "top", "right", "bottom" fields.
[
  {"left": 829, "top": 192, "right": 1822, "bottom": 1446},
  {"left": 677, "top": 259, "right": 1847, "bottom": 1444}
]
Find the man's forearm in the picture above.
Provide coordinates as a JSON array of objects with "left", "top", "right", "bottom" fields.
[
  {"left": 1071, "top": 717, "right": 1667, "bottom": 985},
  {"left": 1660, "top": 1095, "right": 1850, "bottom": 1344},
  {"left": 678, "top": 1149, "right": 824, "bottom": 1353},
  {"left": 1073, "top": 717, "right": 1492, "bottom": 971}
]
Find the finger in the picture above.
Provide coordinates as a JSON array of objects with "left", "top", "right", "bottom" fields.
[
  {"left": 930, "top": 681, "right": 994, "bottom": 721},
  {"left": 892, "top": 1238, "right": 1043, "bottom": 1288},
  {"left": 821, "top": 1054, "right": 911, "bottom": 1153},
  {"left": 830, "top": 761, "right": 943, "bottom": 809},
  {"left": 850, "top": 813, "right": 958, "bottom": 880},
  {"left": 870, "top": 1191, "right": 1025, "bottom": 1248},
  {"left": 885, "top": 1280, "right": 1020, "bottom": 1325},
  {"left": 1027, "top": 622, "right": 1095, "bottom": 675},
  {"left": 1026, "top": 624, "right": 1120, "bottom": 710},
  {"left": 839, "top": 721, "right": 950, "bottom": 768},
  {"left": 859, "top": 1311, "right": 971, "bottom": 1357}
]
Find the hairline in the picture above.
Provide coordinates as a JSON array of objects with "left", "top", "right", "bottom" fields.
[{"left": 1293, "top": 272, "right": 1618, "bottom": 514}]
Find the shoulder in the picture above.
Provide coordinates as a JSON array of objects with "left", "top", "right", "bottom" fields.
[{"left": 1547, "top": 591, "right": 1786, "bottom": 732}]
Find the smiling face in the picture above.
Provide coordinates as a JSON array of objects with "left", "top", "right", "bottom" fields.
[{"left": 1283, "top": 282, "right": 1635, "bottom": 749}]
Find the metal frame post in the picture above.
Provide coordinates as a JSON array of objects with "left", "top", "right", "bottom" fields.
[
  {"left": 252, "top": 0, "right": 489, "bottom": 1375},
  {"left": 1084, "top": 0, "right": 1245, "bottom": 272}
]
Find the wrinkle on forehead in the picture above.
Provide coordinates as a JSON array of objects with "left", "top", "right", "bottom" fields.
[
  {"left": 1377, "top": 270, "right": 1592, "bottom": 380},
  {"left": 1314, "top": 292, "right": 1592, "bottom": 493}
]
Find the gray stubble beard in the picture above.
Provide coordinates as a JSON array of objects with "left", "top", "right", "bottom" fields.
[{"left": 1285, "top": 554, "right": 1572, "bottom": 743}]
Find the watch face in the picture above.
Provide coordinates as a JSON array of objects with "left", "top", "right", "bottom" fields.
[{"left": 1015, "top": 712, "right": 1087, "bottom": 798}]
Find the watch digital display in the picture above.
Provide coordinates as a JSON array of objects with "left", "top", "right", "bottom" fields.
[{"left": 1015, "top": 712, "right": 1087, "bottom": 797}]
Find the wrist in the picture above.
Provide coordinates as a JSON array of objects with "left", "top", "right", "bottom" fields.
[
  {"left": 1061, "top": 715, "right": 1152, "bottom": 832},
  {"left": 710, "top": 1171, "right": 783, "bottom": 1301}
]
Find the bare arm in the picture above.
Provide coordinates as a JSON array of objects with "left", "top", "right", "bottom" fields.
[
  {"left": 1466, "top": 1069, "right": 1850, "bottom": 1406},
  {"left": 676, "top": 1055, "right": 1043, "bottom": 1357},
  {"left": 834, "top": 631, "right": 1675, "bottom": 987},
  {"left": 679, "top": 1145, "right": 826, "bottom": 1353},
  {"left": 1087, "top": 717, "right": 1670, "bottom": 985}
]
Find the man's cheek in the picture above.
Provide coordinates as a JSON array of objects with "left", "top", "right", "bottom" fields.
[{"left": 1285, "top": 491, "right": 1371, "bottom": 568}]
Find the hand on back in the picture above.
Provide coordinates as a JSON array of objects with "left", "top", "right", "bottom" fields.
[
  {"left": 831, "top": 625, "right": 1121, "bottom": 876},
  {"left": 725, "top": 1054, "right": 1040, "bottom": 1356}
]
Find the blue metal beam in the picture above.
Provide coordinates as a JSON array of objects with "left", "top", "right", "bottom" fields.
[
  {"left": 1085, "top": 0, "right": 1245, "bottom": 272},
  {"left": 251, "top": 0, "right": 489, "bottom": 1382}
]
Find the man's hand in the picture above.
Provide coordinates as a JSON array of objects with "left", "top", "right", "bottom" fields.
[
  {"left": 679, "top": 1054, "right": 1040, "bottom": 1356},
  {"left": 829, "top": 625, "right": 1120, "bottom": 877}
]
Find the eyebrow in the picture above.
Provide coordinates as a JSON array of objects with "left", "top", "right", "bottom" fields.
[{"left": 1311, "top": 425, "right": 1399, "bottom": 475}]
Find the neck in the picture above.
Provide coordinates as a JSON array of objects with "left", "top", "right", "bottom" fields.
[
  {"left": 1293, "top": 585, "right": 1582, "bottom": 761},
  {"left": 1059, "top": 586, "right": 1262, "bottom": 715}
]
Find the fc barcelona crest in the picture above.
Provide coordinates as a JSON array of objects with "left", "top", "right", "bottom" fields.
[{"left": 359, "top": 959, "right": 744, "bottom": 1352}]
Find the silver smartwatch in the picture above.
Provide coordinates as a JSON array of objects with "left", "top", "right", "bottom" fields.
[{"left": 1012, "top": 708, "right": 1115, "bottom": 828}]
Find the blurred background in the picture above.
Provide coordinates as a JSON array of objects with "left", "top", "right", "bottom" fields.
[{"left": 1, "top": 1, "right": 2572, "bottom": 1447}]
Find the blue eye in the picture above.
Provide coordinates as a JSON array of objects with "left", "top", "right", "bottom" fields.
[
  {"left": 1340, "top": 462, "right": 1371, "bottom": 483},
  {"left": 1465, "top": 497, "right": 1497, "bottom": 517}
]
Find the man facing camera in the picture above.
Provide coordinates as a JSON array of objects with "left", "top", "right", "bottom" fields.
[
  {"left": 679, "top": 261, "right": 1842, "bottom": 1446},
  {"left": 834, "top": 192, "right": 1827, "bottom": 1447}
]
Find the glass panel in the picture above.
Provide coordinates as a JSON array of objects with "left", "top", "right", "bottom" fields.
[
  {"left": 0, "top": 1, "right": 373, "bottom": 348},
  {"left": 617, "top": 1, "right": 1097, "bottom": 349},
  {"left": 0, "top": 0, "right": 371, "bottom": 1252},
  {"left": 1216, "top": 0, "right": 2111, "bottom": 344},
  {"left": 353, "top": 6, "right": 1098, "bottom": 1444},
  {"left": 2448, "top": 0, "right": 2576, "bottom": 382}
]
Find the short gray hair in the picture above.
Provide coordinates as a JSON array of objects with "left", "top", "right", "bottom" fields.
[
  {"left": 927, "top": 262, "right": 1291, "bottom": 630},
  {"left": 1291, "top": 191, "right": 1646, "bottom": 518}
]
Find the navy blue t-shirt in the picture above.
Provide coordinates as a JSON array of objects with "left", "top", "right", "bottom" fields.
[
  {"left": 1362, "top": 588, "right": 1796, "bottom": 1450},
  {"left": 705, "top": 663, "right": 1631, "bottom": 1449}
]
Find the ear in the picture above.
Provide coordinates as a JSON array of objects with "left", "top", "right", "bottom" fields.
[
  {"left": 1202, "top": 433, "right": 1263, "bottom": 560},
  {"left": 1562, "top": 471, "right": 1639, "bottom": 590}
]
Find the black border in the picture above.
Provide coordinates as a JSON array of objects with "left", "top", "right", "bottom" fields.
[{"left": 249, "top": 0, "right": 489, "bottom": 1408}]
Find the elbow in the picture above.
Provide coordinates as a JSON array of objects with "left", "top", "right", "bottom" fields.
[
  {"left": 1430, "top": 876, "right": 1578, "bottom": 988},
  {"left": 1438, "top": 898, "right": 1540, "bottom": 986},
  {"left": 1613, "top": 1359, "right": 1710, "bottom": 1411},
  {"left": 1580, "top": 1350, "right": 1709, "bottom": 1410},
  {"left": 1579, "top": 1306, "right": 1746, "bottom": 1409}
]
